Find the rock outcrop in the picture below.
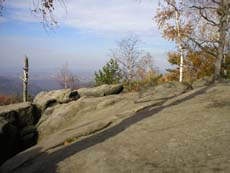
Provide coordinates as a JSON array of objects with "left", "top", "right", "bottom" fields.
[
  {"left": 1, "top": 81, "right": 230, "bottom": 173},
  {"left": 36, "top": 82, "right": 189, "bottom": 140},
  {"left": 0, "top": 81, "right": 191, "bottom": 170},
  {"left": 0, "top": 84, "right": 125, "bottom": 166}
]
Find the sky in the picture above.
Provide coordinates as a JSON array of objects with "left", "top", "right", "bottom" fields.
[{"left": 0, "top": 0, "right": 175, "bottom": 77}]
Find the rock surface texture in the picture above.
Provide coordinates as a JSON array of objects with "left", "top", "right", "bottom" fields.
[
  {"left": 191, "top": 76, "right": 213, "bottom": 88},
  {"left": 0, "top": 102, "right": 39, "bottom": 165},
  {"left": 77, "top": 84, "right": 124, "bottom": 97},
  {"left": 33, "top": 89, "right": 79, "bottom": 112},
  {"left": 1, "top": 81, "right": 230, "bottom": 173}
]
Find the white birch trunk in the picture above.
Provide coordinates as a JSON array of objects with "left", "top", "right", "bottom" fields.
[{"left": 175, "top": 10, "right": 184, "bottom": 82}]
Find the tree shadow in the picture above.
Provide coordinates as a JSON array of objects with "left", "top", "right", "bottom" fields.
[{"left": 2, "top": 86, "right": 210, "bottom": 173}]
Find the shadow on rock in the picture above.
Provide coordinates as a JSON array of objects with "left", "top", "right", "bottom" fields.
[{"left": 0, "top": 86, "right": 210, "bottom": 173}]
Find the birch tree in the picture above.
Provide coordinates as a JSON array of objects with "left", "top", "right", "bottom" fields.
[{"left": 155, "top": 0, "right": 192, "bottom": 82}]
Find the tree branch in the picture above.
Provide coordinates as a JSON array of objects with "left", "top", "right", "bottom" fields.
[
  {"left": 187, "top": 36, "right": 217, "bottom": 57},
  {"left": 191, "top": 5, "right": 218, "bottom": 26},
  {"left": 212, "top": 0, "right": 221, "bottom": 5}
]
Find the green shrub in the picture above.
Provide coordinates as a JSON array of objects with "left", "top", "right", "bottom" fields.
[{"left": 95, "top": 58, "right": 122, "bottom": 86}]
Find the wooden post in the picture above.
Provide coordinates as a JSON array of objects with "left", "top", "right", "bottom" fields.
[{"left": 23, "top": 56, "right": 29, "bottom": 102}]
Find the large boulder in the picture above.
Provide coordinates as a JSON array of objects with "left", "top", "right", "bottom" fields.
[
  {"left": 0, "top": 102, "right": 39, "bottom": 165},
  {"left": 33, "top": 89, "right": 79, "bottom": 112},
  {"left": 77, "top": 84, "right": 123, "bottom": 97}
]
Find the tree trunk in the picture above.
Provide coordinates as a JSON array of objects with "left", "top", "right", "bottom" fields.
[
  {"left": 175, "top": 10, "right": 184, "bottom": 82},
  {"left": 214, "top": 0, "right": 227, "bottom": 80},
  {"left": 179, "top": 46, "right": 184, "bottom": 82},
  {"left": 23, "top": 57, "right": 29, "bottom": 102},
  {"left": 64, "top": 79, "right": 67, "bottom": 89},
  {"left": 214, "top": 55, "right": 223, "bottom": 80},
  {"left": 215, "top": 35, "right": 224, "bottom": 80}
]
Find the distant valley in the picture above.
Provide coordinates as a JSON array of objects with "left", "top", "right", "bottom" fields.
[
  {"left": 0, "top": 71, "right": 94, "bottom": 96},
  {"left": 0, "top": 76, "right": 62, "bottom": 96}
]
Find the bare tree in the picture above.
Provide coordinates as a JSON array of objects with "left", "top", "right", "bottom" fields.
[
  {"left": 55, "top": 62, "right": 79, "bottom": 89},
  {"left": 136, "top": 53, "right": 158, "bottom": 81},
  {"left": 112, "top": 36, "right": 143, "bottom": 82},
  {"left": 111, "top": 36, "right": 158, "bottom": 84}
]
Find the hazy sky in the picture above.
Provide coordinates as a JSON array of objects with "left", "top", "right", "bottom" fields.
[{"left": 0, "top": 0, "right": 175, "bottom": 76}]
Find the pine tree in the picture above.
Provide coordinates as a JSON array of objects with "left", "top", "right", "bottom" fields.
[{"left": 95, "top": 58, "right": 122, "bottom": 86}]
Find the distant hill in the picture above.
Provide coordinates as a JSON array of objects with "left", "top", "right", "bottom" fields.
[
  {"left": 0, "top": 75, "right": 94, "bottom": 96},
  {"left": 0, "top": 76, "right": 61, "bottom": 96},
  {"left": 0, "top": 76, "right": 22, "bottom": 95}
]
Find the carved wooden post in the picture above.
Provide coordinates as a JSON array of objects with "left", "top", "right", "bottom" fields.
[{"left": 23, "top": 56, "right": 29, "bottom": 102}]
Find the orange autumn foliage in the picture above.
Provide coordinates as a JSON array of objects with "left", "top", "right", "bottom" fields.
[{"left": 162, "top": 49, "right": 215, "bottom": 83}]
